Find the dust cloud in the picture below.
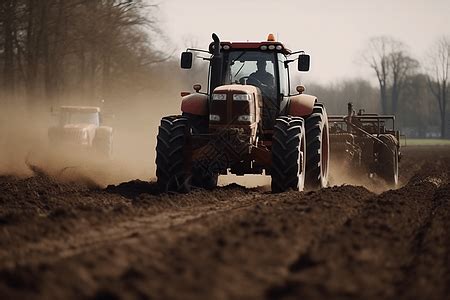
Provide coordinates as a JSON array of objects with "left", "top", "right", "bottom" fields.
[
  {"left": 328, "top": 158, "right": 392, "bottom": 193},
  {"left": 0, "top": 92, "right": 178, "bottom": 187},
  {"left": 1, "top": 98, "right": 395, "bottom": 191}
]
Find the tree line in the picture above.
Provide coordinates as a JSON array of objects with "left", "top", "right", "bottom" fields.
[
  {"left": 364, "top": 36, "right": 449, "bottom": 138},
  {"left": 0, "top": 0, "right": 165, "bottom": 111},
  {"left": 1, "top": 2, "right": 448, "bottom": 138}
]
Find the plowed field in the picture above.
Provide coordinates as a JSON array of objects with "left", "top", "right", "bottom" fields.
[{"left": 0, "top": 146, "right": 449, "bottom": 300}]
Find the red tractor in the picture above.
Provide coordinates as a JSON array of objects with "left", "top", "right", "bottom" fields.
[{"left": 156, "top": 34, "right": 329, "bottom": 193}]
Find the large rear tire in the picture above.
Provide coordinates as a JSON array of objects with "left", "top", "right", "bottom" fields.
[
  {"left": 304, "top": 103, "right": 330, "bottom": 190},
  {"left": 271, "top": 116, "right": 306, "bottom": 193},
  {"left": 156, "top": 116, "right": 191, "bottom": 193},
  {"left": 377, "top": 134, "right": 399, "bottom": 186}
]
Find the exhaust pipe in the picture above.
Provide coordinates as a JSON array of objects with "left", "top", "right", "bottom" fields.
[{"left": 210, "top": 33, "right": 223, "bottom": 93}]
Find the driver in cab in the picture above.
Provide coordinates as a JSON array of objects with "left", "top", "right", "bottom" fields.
[{"left": 248, "top": 60, "right": 275, "bottom": 95}]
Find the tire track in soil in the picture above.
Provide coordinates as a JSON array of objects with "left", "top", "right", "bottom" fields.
[
  {"left": 265, "top": 161, "right": 450, "bottom": 300},
  {"left": 136, "top": 186, "right": 372, "bottom": 300},
  {"left": 0, "top": 193, "right": 266, "bottom": 269},
  {"left": 0, "top": 186, "right": 373, "bottom": 300}
]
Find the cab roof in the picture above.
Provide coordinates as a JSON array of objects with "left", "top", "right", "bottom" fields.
[{"left": 209, "top": 41, "right": 292, "bottom": 55}]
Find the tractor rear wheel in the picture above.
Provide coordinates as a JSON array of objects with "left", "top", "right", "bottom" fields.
[
  {"left": 271, "top": 116, "right": 306, "bottom": 193},
  {"left": 377, "top": 134, "right": 399, "bottom": 186},
  {"left": 304, "top": 103, "right": 330, "bottom": 190},
  {"left": 156, "top": 116, "right": 191, "bottom": 193}
]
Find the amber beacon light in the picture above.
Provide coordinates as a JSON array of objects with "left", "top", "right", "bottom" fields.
[{"left": 267, "top": 33, "right": 276, "bottom": 41}]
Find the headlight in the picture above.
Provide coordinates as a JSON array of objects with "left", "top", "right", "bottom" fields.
[
  {"left": 237, "top": 115, "right": 253, "bottom": 122},
  {"left": 209, "top": 114, "right": 220, "bottom": 121},
  {"left": 212, "top": 93, "right": 226, "bottom": 100},
  {"left": 233, "top": 94, "right": 251, "bottom": 101}
]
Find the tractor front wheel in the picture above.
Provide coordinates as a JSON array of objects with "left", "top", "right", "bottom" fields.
[{"left": 271, "top": 116, "right": 306, "bottom": 193}]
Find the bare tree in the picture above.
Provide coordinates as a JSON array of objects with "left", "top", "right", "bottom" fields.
[
  {"left": 364, "top": 36, "right": 391, "bottom": 114},
  {"left": 1, "top": 0, "right": 17, "bottom": 102},
  {"left": 426, "top": 36, "right": 449, "bottom": 138},
  {"left": 389, "top": 48, "right": 419, "bottom": 115},
  {"left": 0, "top": 0, "right": 164, "bottom": 109},
  {"left": 364, "top": 36, "right": 418, "bottom": 115}
]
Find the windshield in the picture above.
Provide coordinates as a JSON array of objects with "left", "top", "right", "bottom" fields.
[
  {"left": 223, "top": 51, "right": 276, "bottom": 85},
  {"left": 221, "top": 51, "right": 277, "bottom": 101},
  {"left": 60, "top": 111, "right": 100, "bottom": 126}
]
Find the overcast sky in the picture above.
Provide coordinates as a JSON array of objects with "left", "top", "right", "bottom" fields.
[{"left": 159, "top": 0, "right": 449, "bottom": 84}]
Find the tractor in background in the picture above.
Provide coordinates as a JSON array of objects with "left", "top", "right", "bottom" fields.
[{"left": 48, "top": 106, "right": 113, "bottom": 158}]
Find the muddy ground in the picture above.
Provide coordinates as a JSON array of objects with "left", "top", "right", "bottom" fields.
[{"left": 0, "top": 145, "right": 449, "bottom": 300}]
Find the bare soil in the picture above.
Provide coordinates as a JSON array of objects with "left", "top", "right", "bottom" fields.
[{"left": 0, "top": 146, "right": 449, "bottom": 300}]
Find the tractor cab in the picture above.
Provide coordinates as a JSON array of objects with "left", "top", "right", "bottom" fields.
[
  {"left": 181, "top": 34, "right": 311, "bottom": 129},
  {"left": 58, "top": 106, "right": 101, "bottom": 127}
]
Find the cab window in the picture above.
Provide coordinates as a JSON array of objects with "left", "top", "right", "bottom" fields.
[
  {"left": 277, "top": 53, "right": 289, "bottom": 96},
  {"left": 223, "top": 51, "right": 275, "bottom": 85}
]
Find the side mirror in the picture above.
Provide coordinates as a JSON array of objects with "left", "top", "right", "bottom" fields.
[
  {"left": 298, "top": 54, "right": 310, "bottom": 72},
  {"left": 181, "top": 52, "right": 193, "bottom": 69}
]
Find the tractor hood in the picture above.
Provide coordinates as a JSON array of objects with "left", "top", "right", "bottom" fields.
[
  {"left": 209, "top": 84, "right": 262, "bottom": 128},
  {"left": 213, "top": 84, "right": 260, "bottom": 95}
]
